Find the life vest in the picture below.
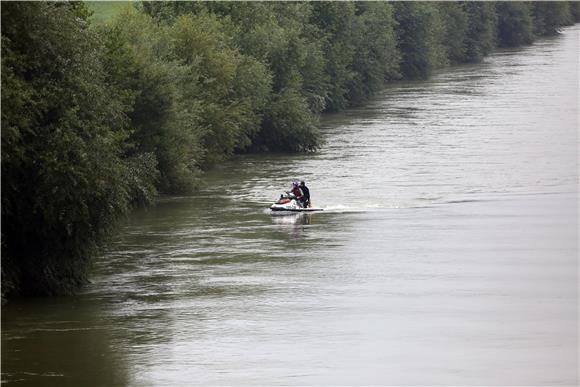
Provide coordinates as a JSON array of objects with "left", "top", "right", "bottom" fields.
[{"left": 291, "top": 186, "right": 302, "bottom": 198}]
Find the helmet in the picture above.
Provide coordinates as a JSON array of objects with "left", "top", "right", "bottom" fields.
[{"left": 292, "top": 181, "right": 299, "bottom": 187}]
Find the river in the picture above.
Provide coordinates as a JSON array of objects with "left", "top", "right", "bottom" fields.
[{"left": 2, "top": 26, "right": 578, "bottom": 386}]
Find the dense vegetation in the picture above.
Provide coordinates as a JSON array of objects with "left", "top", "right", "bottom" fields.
[{"left": 2, "top": 1, "right": 578, "bottom": 299}]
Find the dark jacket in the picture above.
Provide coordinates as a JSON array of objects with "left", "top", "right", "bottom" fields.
[{"left": 300, "top": 184, "right": 310, "bottom": 200}]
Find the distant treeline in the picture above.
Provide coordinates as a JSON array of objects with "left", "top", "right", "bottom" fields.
[{"left": 2, "top": 1, "right": 578, "bottom": 298}]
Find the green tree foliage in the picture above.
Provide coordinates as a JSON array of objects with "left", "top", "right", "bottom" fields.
[
  {"left": 99, "top": 8, "right": 204, "bottom": 193},
  {"left": 169, "top": 11, "right": 270, "bottom": 166},
  {"left": 570, "top": 2, "right": 580, "bottom": 23},
  {"left": 1, "top": 2, "right": 131, "bottom": 296},
  {"left": 259, "top": 88, "right": 320, "bottom": 152},
  {"left": 310, "top": 2, "right": 356, "bottom": 111},
  {"left": 532, "top": 2, "right": 574, "bottom": 36},
  {"left": 439, "top": 2, "right": 469, "bottom": 64},
  {"left": 496, "top": 2, "right": 534, "bottom": 47},
  {"left": 463, "top": 2, "right": 497, "bottom": 63},
  {"left": 394, "top": 2, "right": 448, "bottom": 79},
  {"left": 143, "top": 2, "right": 322, "bottom": 152},
  {"left": 348, "top": 2, "right": 400, "bottom": 103}
]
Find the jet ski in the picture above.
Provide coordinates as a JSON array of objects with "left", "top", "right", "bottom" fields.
[{"left": 270, "top": 192, "right": 323, "bottom": 212}]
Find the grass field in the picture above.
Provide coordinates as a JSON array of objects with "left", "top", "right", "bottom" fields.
[{"left": 85, "top": 1, "right": 134, "bottom": 24}]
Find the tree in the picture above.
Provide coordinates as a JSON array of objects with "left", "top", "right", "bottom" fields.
[
  {"left": 2, "top": 2, "right": 131, "bottom": 296},
  {"left": 570, "top": 1, "right": 580, "bottom": 23},
  {"left": 311, "top": 2, "right": 356, "bottom": 111},
  {"left": 394, "top": 2, "right": 447, "bottom": 79},
  {"left": 169, "top": 11, "right": 276, "bottom": 165},
  {"left": 496, "top": 2, "right": 534, "bottom": 47},
  {"left": 439, "top": 2, "right": 469, "bottom": 64},
  {"left": 197, "top": 2, "right": 324, "bottom": 151},
  {"left": 101, "top": 8, "right": 205, "bottom": 193},
  {"left": 258, "top": 87, "right": 320, "bottom": 152},
  {"left": 532, "top": 2, "right": 573, "bottom": 36},
  {"left": 347, "top": 2, "right": 400, "bottom": 103},
  {"left": 462, "top": 2, "right": 497, "bottom": 62}
]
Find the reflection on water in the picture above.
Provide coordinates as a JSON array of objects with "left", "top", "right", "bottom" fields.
[
  {"left": 2, "top": 27, "right": 578, "bottom": 386},
  {"left": 270, "top": 212, "right": 312, "bottom": 225},
  {"left": 271, "top": 212, "right": 314, "bottom": 240}
]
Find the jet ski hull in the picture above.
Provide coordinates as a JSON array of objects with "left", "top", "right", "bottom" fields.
[
  {"left": 270, "top": 206, "right": 323, "bottom": 212},
  {"left": 270, "top": 193, "right": 323, "bottom": 212}
]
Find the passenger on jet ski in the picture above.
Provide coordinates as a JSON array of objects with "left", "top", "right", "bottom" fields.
[
  {"left": 299, "top": 181, "right": 310, "bottom": 208},
  {"left": 289, "top": 181, "right": 303, "bottom": 204}
]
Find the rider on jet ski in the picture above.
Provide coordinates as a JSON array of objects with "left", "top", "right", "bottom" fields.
[
  {"left": 299, "top": 181, "right": 310, "bottom": 208},
  {"left": 288, "top": 181, "right": 310, "bottom": 208}
]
